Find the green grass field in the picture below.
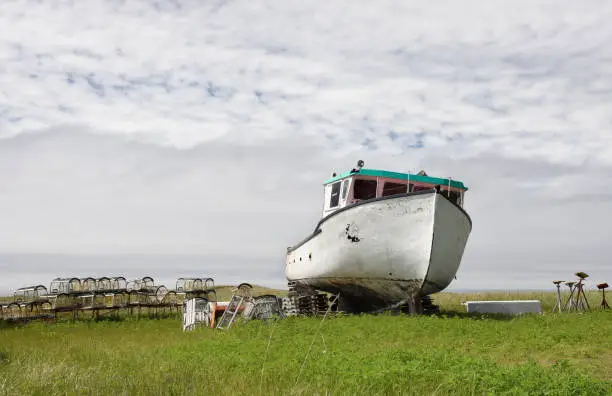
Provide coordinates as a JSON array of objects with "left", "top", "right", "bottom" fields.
[{"left": 1, "top": 290, "right": 611, "bottom": 395}]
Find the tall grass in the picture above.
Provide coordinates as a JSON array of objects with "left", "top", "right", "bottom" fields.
[
  {"left": 1, "top": 291, "right": 611, "bottom": 395},
  {"left": 433, "top": 289, "right": 603, "bottom": 313}
]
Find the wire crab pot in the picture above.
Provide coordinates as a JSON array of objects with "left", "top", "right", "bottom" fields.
[
  {"left": 90, "top": 294, "right": 106, "bottom": 309},
  {"left": 109, "top": 291, "right": 129, "bottom": 308},
  {"left": 53, "top": 293, "right": 78, "bottom": 310},
  {"left": 152, "top": 285, "right": 169, "bottom": 304},
  {"left": 126, "top": 280, "right": 139, "bottom": 292},
  {"left": 204, "top": 278, "right": 215, "bottom": 289},
  {"left": 235, "top": 283, "right": 254, "bottom": 298},
  {"left": 176, "top": 277, "right": 216, "bottom": 292},
  {"left": 13, "top": 285, "right": 48, "bottom": 303},
  {"left": 127, "top": 290, "right": 145, "bottom": 306},
  {"left": 80, "top": 278, "right": 97, "bottom": 293},
  {"left": 249, "top": 295, "right": 286, "bottom": 321},
  {"left": 205, "top": 289, "right": 217, "bottom": 302},
  {"left": 49, "top": 278, "right": 81, "bottom": 294},
  {"left": 142, "top": 277, "right": 155, "bottom": 290},
  {"left": 96, "top": 277, "right": 112, "bottom": 292},
  {"left": 110, "top": 277, "right": 127, "bottom": 291},
  {"left": 176, "top": 278, "right": 202, "bottom": 292},
  {"left": 162, "top": 291, "right": 180, "bottom": 306},
  {"left": 127, "top": 276, "right": 156, "bottom": 292},
  {"left": 75, "top": 294, "right": 95, "bottom": 309}
]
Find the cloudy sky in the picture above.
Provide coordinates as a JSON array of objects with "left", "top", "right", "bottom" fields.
[{"left": 1, "top": 0, "right": 611, "bottom": 294}]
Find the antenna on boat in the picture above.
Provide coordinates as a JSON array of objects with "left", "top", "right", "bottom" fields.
[{"left": 407, "top": 169, "right": 410, "bottom": 193}]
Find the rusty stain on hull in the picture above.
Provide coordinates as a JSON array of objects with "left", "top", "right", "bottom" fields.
[{"left": 344, "top": 223, "right": 361, "bottom": 243}]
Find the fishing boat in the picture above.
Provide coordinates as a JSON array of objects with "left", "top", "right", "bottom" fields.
[{"left": 285, "top": 161, "right": 472, "bottom": 313}]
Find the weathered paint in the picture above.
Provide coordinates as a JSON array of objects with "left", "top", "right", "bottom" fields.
[
  {"left": 285, "top": 192, "right": 471, "bottom": 306},
  {"left": 421, "top": 194, "right": 472, "bottom": 295}
]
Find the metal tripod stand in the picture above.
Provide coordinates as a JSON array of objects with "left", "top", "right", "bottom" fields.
[
  {"left": 566, "top": 273, "right": 590, "bottom": 312},
  {"left": 552, "top": 281, "right": 564, "bottom": 312},
  {"left": 597, "top": 283, "right": 610, "bottom": 309}
]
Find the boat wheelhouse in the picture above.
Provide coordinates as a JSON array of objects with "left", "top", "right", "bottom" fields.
[{"left": 321, "top": 165, "right": 467, "bottom": 218}]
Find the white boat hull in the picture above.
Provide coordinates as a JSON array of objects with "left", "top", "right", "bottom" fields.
[{"left": 285, "top": 191, "right": 472, "bottom": 310}]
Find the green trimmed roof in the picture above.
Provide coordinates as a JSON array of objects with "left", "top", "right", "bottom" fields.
[{"left": 323, "top": 168, "right": 468, "bottom": 190}]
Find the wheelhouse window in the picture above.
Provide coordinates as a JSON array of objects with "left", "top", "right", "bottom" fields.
[
  {"left": 412, "top": 185, "right": 432, "bottom": 192},
  {"left": 446, "top": 189, "right": 461, "bottom": 206},
  {"left": 353, "top": 179, "right": 377, "bottom": 200},
  {"left": 382, "top": 182, "right": 407, "bottom": 197},
  {"left": 329, "top": 181, "right": 341, "bottom": 208},
  {"left": 341, "top": 179, "right": 350, "bottom": 200}
]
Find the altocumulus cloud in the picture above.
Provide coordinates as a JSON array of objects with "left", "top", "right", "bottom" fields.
[{"left": 0, "top": 0, "right": 611, "bottom": 293}]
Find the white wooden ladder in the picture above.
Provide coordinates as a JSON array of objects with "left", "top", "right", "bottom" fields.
[{"left": 215, "top": 294, "right": 245, "bottom": 330}]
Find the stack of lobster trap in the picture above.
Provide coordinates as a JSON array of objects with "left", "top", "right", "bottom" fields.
[
  {"left": 182, "top": 283, "right": 288, "bottom": 332},
  {"left": 181, "top": 282, "right": 340, "bottom": 332},
  {"left": 1, "top": 276, "right": 217, "bottom": 322}
]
